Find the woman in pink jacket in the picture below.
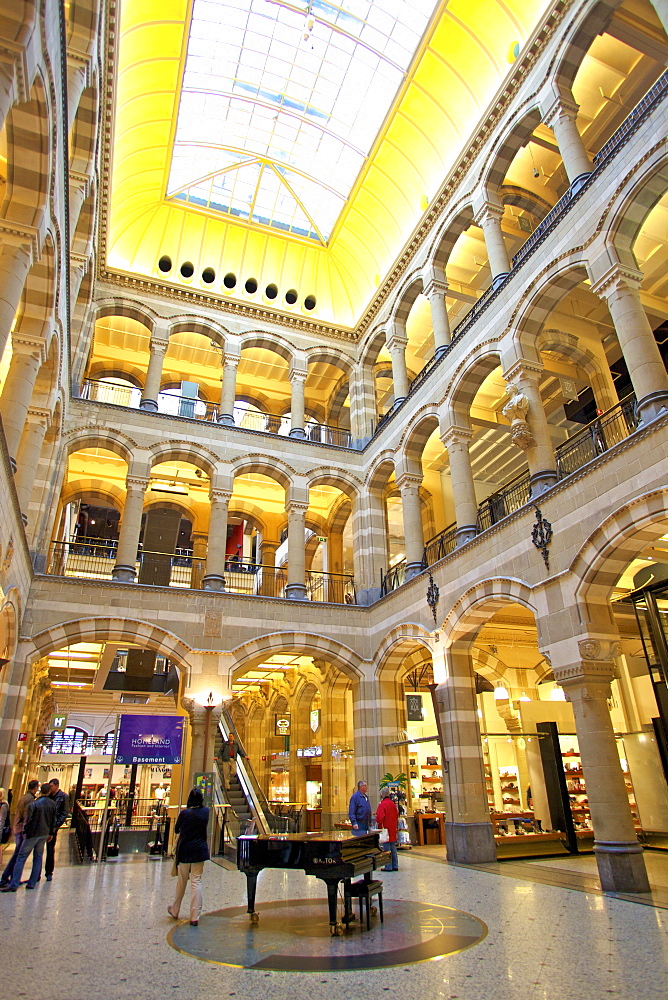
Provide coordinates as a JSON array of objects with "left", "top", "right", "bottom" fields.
[{"left": 376, "top": 787, "right": 399, "bottom": 872}]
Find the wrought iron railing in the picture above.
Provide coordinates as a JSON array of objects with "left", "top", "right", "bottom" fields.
[
  {"left": 380, "top": 560, "right": 406, "bottom": 597},
  {"left": 422, "top": 523, "right": 457, "bottom": 566},
  {"left": 476, "top": 472, "right": 532, "bottom": 532},
  {"left": 554, "top": 395, "right": 638, "bottom": 479},
  {"left": 305, "top": 569, "right": 356, "bottom": 604}
]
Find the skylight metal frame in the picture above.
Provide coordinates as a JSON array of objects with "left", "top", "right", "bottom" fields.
[{"left": 166, "top": 0, "right": 440, "bottom": 245}]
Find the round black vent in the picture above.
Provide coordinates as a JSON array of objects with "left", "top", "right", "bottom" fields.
[
  {"left": 180, "top": 261, "right": 194, "bottom": 278},
  {"left": 158, "top": 255, "right": 172, "bottom": 273}
]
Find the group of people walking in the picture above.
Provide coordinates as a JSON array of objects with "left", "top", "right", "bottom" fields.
[
  {"left": 0, "top": 779, "right": 69, "bottom": 891},
  {"left": 348, "top": 780, "right": 400, "bottom": 871}
]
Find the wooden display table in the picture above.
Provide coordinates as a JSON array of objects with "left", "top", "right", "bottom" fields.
[{"left": 414, "top": 812, "right": 445, "bottom": 846}]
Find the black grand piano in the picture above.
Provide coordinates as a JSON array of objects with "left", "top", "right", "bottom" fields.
[{"left": 237, "top": 831, "right": 389, "bottom": 935}]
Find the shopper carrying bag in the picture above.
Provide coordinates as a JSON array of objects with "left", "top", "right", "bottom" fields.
[{"left": 167, "top": 788, "right": 210, "bottom": 926}]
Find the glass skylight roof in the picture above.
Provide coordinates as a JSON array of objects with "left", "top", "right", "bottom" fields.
[{"left": 167, "top": 0, "right": 439, "bottom": 244}]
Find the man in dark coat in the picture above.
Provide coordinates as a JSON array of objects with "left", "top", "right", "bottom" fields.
[
  {"left": 45, "top": 778, "right": 69, "bottom": 881},
  {"left": 1, "top": 783, "right": 56, "bottom": 891}
]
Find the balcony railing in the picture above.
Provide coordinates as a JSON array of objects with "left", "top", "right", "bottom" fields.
[
  {"left": 79, "top": 379, "right": 352, "bottom": 448},
  {"left": 379, "top": 395, "right": 643, "bottom": 596},
  {"left": 45, "top": 541, "right": 356, "bottom": 604},
  {"left": 369, "top": 70, "right": 668, "bottom": 443},
  {"left": 554, "top": 394, "right": 638, "bottom": 479}
]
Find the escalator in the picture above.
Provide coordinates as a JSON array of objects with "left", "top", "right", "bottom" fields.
[{"left": 214, "top": 712, "right": 289, "bottom": 860}]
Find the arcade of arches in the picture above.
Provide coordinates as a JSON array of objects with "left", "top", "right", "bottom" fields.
[{"left": 1, "top": 0, "right": 668, "bottom": 910}]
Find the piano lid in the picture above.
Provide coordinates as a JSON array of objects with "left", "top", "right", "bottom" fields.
[{"left": 237, "top": 831, "right": 377, "bottom": 843}]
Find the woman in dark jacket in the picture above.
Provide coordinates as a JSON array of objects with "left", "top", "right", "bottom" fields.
[{"left": 168, "top": 787, "right": 210, "bottom": 926}]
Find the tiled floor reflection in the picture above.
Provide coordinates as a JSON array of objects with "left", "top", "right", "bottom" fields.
[
  {"left": 168, "top": 897, "right": 486, "bottom": 970},
  {"left": 0, "top": 850, "right": 666, "bottom": 1000}
]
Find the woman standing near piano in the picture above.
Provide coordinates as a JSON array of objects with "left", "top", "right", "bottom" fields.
[
  {"left": 376, "top": 787, "right": 399, "bottom": 871},
  {"left": 168, "top": 787, "right": 210, "bottom": 926}
]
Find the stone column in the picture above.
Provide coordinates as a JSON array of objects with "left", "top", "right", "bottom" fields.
[
  {"left": 556, "top": 643, "right": 650, "bottom": 892},
  {"left": 349, "top": 361, "right": 377, "bottom": 445},
  {"left": 112, "top": 477, "right": 149, "bottom": 582},
  {"left": 289, "top": 370, "right": 307, "bottom": 438},
  {"left": 0, "top": 242, "right": 33, "bottom": 358},
  {"left": 190, "top": 532, "right": 207, "bottom": 589},
  {"left": 203, "top": 491, "right": 231, "bottom": 591},
  {"left": 352, "top": 489, "right": 387, "bottom": 604},
  {"left": 182, "top": 698, "right": 223, "bottom": 786},
  {"left": 503, "top": 361, "right": 557, "bottom": 495},
  {"left": 474, "top": 203, "right": 511, "bottom": 285},
  {"left": 386, "top": 328, "right": 410, "bottom": 403},
  {"left": 397, "top": 474, "right": 425, "bottom": 580},
  {"left": 432, "top": 642, "right": 496, "bottom": 862},
  {"left": 286, "top": 501, "right": 308, "bottom": 600},
  {"left": 0, "top": 337, "right": 43, "bottom": 468},
  {"left": 544, "top": 97, "right": 592, "bottom": 188},
  {"left": 423, "top": 277, "right": 451, "bottom": 355},
  {"left": 441, "top": 426, "right": 478, "bottom": 545},
  {"left": 0, "top": 61, "right": 17, "bottom": 133},
  {"left": 14, "top": 408, "right": 49, "bottom": 519},
  {"left": 259, "top": 538, "right": 279, "bottom": 596},
  {"left": 351, "top": 677, "right": 385, "bottom": 803},
  {"left": 217, "top": 356, "right": 238, "bottom": 425},
  {"left": 592, "top": 266, "right": 668, "bottom": 422},
  {"left": 140, "top": 338, "right": 169, "bottom": 411},
  {"left": 70, "top": 253, "right": 89, "bottom": 307}
]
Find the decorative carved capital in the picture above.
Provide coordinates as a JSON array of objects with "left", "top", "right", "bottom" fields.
[
  {"left": 223, "top": 355, "right": 240, "bottom": 370},
  {"left": 473, "top": 201, "right": 504, "bottom": 227},
  {"left": 396, "top": 473, "right": 423, "bottom": 494},
  {"left": 542, "top": 96, "right": 580, "bottom": 128},
  {"left": 289, "top": 368, "right": 308, "bottom": 384},
  {"left": 441, "top": 425, "right": 474, "bottom": 451},
  {"left": 287, "top": 500, "right": 309, "bottom": 517},
  {"left": 125, "top": 476, "right": 150, "bottom": 493},
  {"left": 210, "top": 489, "right": 232, "bottom": 506},
  {"left": 578, "top": 638, "right": 622, "bottom": 661},
  {"left": 422, "top": 277, "right": 449, "bottom": 300},
  {"left": 590, "top": 264, "right": 643, "bottom": 301},
  {"left": 149, "top": 338, "right": 169, "bottom": 355}
]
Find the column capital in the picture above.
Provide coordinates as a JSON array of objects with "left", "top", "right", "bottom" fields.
[
  {"left": 125, "top": 476, "right": 149, "bottom": 493},
  {"left": 396, "top": 472, "right": 423, "bottom": 493},
  {"left": 502, "top": 359, "right": 544, "bottom": 384},
  {"left": 542, "top": 96, "right": 580, "bottom": 128},
  {"left": 289, "top": 367, "right": 308, "bottom": 384},
  {"left": 223, "top": 354, "right": 240, "bottom": 370},
  {"left": 422, "top": 276, "right": 449, "bottom": 300},
  {"left": 9, "top": 334, "right": 44, "bottom": 358},
  {"left": 473, "top": 200, "right": 504, "bottom": 227},
  {"left": 210, "top": 489, "right": 232, "bottom": 505},
  {"left": 590, "top": 264, "right": 644, "bottom": 301},
  {"left": 440, "top": 425, "right": 474, "bottom": 450},
  {"left": 386, "top": 332, "right": 408, "bottom": 354},
  {"left": 149, "top": 337, "right": 169, "bottom": 355},
  {"left": 25, "top": 406, "right": 51, "bottom": 427},
  {"left": 286, "top": 500, "right": 309, "bottom": 516},
  {"left": 0, "top": 226, "right": 40, "bottom": 259}
]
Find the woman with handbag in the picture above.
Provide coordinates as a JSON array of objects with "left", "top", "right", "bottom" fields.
[
  {"left": 168, "top": 787, "right": 210, "bottom": 926},
  {"left": 376, "top": 787, "right": 399, "bottom": 872}
]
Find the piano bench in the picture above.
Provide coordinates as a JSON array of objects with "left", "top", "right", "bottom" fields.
[{"left": 344, "top": 878, "right": 384, "bottom": 931}]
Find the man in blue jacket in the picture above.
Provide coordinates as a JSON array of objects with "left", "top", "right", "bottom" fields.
[{"left": 348, "top": 780, "right": 372, "bottom": 836}]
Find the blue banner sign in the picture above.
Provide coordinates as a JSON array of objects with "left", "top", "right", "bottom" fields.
[{"left": 116, "top": 714, "right": 184, "bottom": 765}]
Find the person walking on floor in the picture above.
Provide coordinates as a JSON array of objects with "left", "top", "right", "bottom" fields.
[
  {"left": 1, "top": 783, "right": 56, "bottom": 891},
  {"left": 376, "top": 786, "right": 399, "bottom": 871},
  {"left": 220, "top": 733, "right": 246, "bottom": 790},
  {"left": 168, "top": 787, "right": 210, "bottom": 926},
  {"left": 0, "top": 780, "right": 38, "bottom": 887},
  {"left": 45, "top": 778, "right": 69, "bottom": 882},
  {"left": 348, "top": 779, "right": 372, "bottom": 836},
  {"left": 0, "top": 788, "right": 9, "bottom": 866}
]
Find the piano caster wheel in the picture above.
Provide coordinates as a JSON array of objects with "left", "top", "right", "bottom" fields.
[
  {"left": 330, "top": 923, "right": 344, "bottom": 937},
  {"left": 370, "top": 905, "right": 378, "bottom": 917},
  {"left": 249, "top": 912, "right": 260, "bottom": 925}
]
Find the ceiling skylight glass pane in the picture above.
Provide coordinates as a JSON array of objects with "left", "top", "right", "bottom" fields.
[{"left": 168, "top": 0, "right": 438, "bottom": 243}]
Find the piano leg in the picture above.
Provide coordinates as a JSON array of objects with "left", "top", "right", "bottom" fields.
[
  {"left": 324, "top": 878, "right": 343, "bottom": 936},
  {"left": 245, "top": 870, "right": 260, "bottom": 924}
]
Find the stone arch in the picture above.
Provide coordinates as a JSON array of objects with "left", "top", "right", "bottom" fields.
[
  {"left": 27, "top": 617, "right": 193, "bottom": 675},
  {"left": 537, "top": 328, "right": 616, "bottom": 409},
  {"left": 442, "top": 578, "right": 537, "bottom": 644},
  {"left": 230, "top": 632, "right": 364, "bottom": 684},
  {"left": 448, "top": 347, "right": 502, "bottom": 417},
  {"left": 69, "top": 81, "right": 98, "bottom": 176},
  {"left": 400, "top": 410, "right": 441, "bottom": 475},
  {"left": 231, "top": 456, "right": 293, "bottom": 492},
  {"left": 607, "top": 153, "right": 668, "bottom": 269},
  {"left": 67, "top": 0, "right": 100, "bottom": 58},
  {"left": 63, "top": 427, "right": 136, "bottom": 465},
  {"left": 239, "top": 330, "right": 295, "bottom": 366},
  {"left": 1, "top": 71, "right": 50, "bottom": 227},
  {"left": 358, "top": 326, "right": 387, "bottom": 370},
  {"left": 365, "top": 453, "right": 395, "bottom": 492},
  {"left": 374, "top": 623, "right": 433, "bottom": 679},
  {"left": 550, "top": 0, "right": 623, "bottom": 96},
  {"left": 93, "top": 299, "right": 157, "bottom": 334},
  {"left": 15, "top": 231, "right": 56, "bottom": 342},
  {"left": 71, "top": 184, "right": 95, "bottom": 256},
  {"left": 305, "top": 468, "right": 360, "bottom": 500},
  {"left": 148, "top": 441, "right": 217, "bottom": 479},
  {"left": 168, "top": 318, "right": 228, "bottom": 350},
  {"left": 60, "top": 480, "right": 125, "bottom": 510},
  {"left": 430, "top": 201, "right": 475, "bottom": 271},
  {"left": 572, "top": 486, "right": 668, "bottom": 622},
  {"left": 480, "top": 105, "right": 543, "bottom": 193},
  {"left": 306, "top": 346, "right": 353, "bottom": 375},
  {"left": 0, "top": 589, "right": 21, "bottom": 665},
  {"left": 227, "top": 505, "right": 267, "bottom": 537},
  {"left": 510, "top": 257, "right": 591, "bottom": 357},
  {"left": 500, "top": 184, "right": 552, "bottom": 222},
  {"left": 391, "top": 274, "right": 424, "bottom": 327}
]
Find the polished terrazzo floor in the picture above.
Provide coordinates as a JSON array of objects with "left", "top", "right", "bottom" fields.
[{"left": 0, "top": 848, "right": 666, "bottom": 1000}]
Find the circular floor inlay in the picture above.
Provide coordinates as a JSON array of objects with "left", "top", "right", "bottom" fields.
[{"left": 168, "top": 897, "right": 487, "bottom": 971}]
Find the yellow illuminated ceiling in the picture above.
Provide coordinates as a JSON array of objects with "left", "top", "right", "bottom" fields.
[{"left": 108, "top": 0, "right": 552, "bottom": 328}]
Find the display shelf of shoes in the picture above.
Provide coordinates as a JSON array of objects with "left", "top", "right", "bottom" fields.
[
  {"left": 499, "top": 768, "right": 521, "bottom": 807},
  {"left": 563, "top": 752, "right": 592, "bottom": 830}
]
